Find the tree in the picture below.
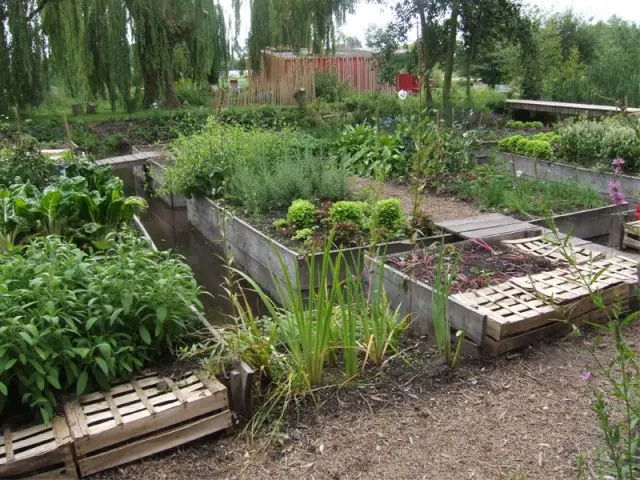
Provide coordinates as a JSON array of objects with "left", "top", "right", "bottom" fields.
[
  {"left": 441, "top": 0, "right": 459, "bottom": 125},
  {"left": 366, "top": 24, "right": 417, "bottom": 86},
  {"left": 247, "top": 0, "right": 357, "bottom": 71}
]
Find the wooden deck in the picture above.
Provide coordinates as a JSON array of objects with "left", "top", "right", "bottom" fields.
[
  {"left": 435, "top": 213, "right": 537, "bottom": 239},
  {"left": 505, "top": 99, "right": 640, "bottom": 117},
  {"left": 95, "top": 151, "right": 164, "bottom": 170}
]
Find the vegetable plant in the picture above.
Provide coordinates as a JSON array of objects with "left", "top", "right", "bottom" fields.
[
  {"left": 286, "top": 199, "right": 317, "bottom": 229},
  {"left": 0, "top": 233, "right": 202, "bottom": 423},
  {"left": 329, "top": 201, "right": 368, "bottom": 228}
]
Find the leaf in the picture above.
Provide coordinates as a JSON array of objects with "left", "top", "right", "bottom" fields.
[
  {"left": 95, "top": 357, "right": 109, "bottom": 376},
  {"left": 36, "top": 375, "right": 45, "bottom": 391},
  {"left": 86, "top": 316, "right": 99, "bottom": 330},
  {"left": 0, "top": 381, "right": 7, "bottom": 396},
  {"left": 76, "top": 370, "right": 88, "bottom": 395},
  {"left": 156, "top": 305, "right": 168, "bottom": 323},
  {"left": 46, "top": 370, "right": 61, "bottom": 389},
  {"left": 97, "top": 343, "right": 112, "bottom": 359},
  {"left": 139, "top": 325, "right": 152, "bottom": 345}
]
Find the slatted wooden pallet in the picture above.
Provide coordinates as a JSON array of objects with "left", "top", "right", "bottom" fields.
[
  {"left": 455, "top": 257, "right": 637, "bottom": 355},
  {"left": 0, "top": 416, "right": 77, "bottom": 479},
  {"left": 64, "top": 371, "right": 232, "bottom": 478},
  {"left": 623, "top": 220, "right": 640, "bottom": 251},
  {"left": 502, "top": 236, "right": 603, "bottom": 264}
]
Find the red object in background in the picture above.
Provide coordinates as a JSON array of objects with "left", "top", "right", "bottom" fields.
[
  {"left": 395, "top": 73, "right": 421, "bottom": 94},
  {"left": 635, "top": 204, "right": 640, "bottom": 220}
]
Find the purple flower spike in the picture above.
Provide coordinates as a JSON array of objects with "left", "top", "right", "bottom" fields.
[
  {"left": 612, "top": 158, "right": 625, "bottom": 168},
  {"left": 581, "top": 371, "right": 592, "bottom": 382}
]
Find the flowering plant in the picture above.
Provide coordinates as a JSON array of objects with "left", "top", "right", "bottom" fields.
[
  {"left": 608, "top": 158, "right": 626, "bottom": 205},
  {"left": 397, "top": 89, "right": 408, "bottom": 101},
  {"left": 635, "top": 203, "right": 640, "bottom": 220}
]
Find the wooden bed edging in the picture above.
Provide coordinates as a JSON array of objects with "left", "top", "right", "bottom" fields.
[
  {"left": 186, "top": 196, "right": 454, "bottom": 296},
  {"left": 489, "top": 151, "right": 640, "bottom": 198}
]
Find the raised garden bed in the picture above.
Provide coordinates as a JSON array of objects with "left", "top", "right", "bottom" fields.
[
  {"left": 187, "top": 196, "right": 454, "bottom": 295},
  {"left": 367, "top": 231, "right": 638, "bottom": 355},
  {"left": 491, "top": 150, "right": 640, "bottom": 198}
]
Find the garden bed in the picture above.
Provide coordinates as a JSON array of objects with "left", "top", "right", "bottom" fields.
[
  {"left": 386, "top": 237, "right": 558, "bottom": 294},
  {"left": 367, "top": 232, "right": 638, "bottom": 355},
  {"left": 491, "top": 150, "right": 640, "bottom": 198},
  {"left": 187, "top": 196, "right": 454, "bottom": 295}
]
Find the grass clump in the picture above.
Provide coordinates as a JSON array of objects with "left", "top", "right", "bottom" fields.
[{"left": 451, "top": 164, "right": 604, "bottom": 218}]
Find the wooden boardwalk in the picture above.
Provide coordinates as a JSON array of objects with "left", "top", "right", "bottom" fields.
[
  {"left": 505, "top": 99, "right": 640, "bottom": 117},
  {"left": 95, "top": 151, "right": 164, "bottom": 170},
  {"left": 436, "top": 213, "right": 537, "bottom": 239}
]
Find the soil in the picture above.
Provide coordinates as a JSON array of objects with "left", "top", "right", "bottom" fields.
[
  {"left": 387, "top": 238, "right": 558, "bottom": 293},
  {"left": 353, "top": 177, "right": 482, "bottom": 222},
  {"left": 91, "top": 322, "right": 639, "bottom": 480}
]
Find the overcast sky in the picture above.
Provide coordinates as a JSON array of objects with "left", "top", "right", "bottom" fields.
[{"left": 223, "top": 0, "right": 640, "bottom": 47}]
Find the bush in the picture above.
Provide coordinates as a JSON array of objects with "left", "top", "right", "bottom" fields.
[
  {"left": 329, "top": 201, "right": 368, "bottom": 229},
  {"left": 0, "top": 135, "right": 58, "bottom": 187},
  {"left": 372, "top": 199, "right": 405, "bottom": 237},
  {"left": 498, "top": 134, "right": 554, "bottom": 160},
  {"left": 505, "top": 120, "right": 544, "bottom": 129},
  {"left": 165, "top": 119, "right": 320, "bottom": 200},
  {"left": 287, "top": 200, "right": 317, "bottom": 229},
  {"left": 315, "top": 71, "right": 350, "bottom": 103},
  {"left": 175, "top": 79, "right": 210, "bottom": 107},
  {"left": 0, "top": 233, "right": 201, "bottom": 422},
  {"left": 553, "top": 117, "right": 640, "bottom": 171},
  {"left": 332, "top": 124, "right": 407, "bottom": 180}
]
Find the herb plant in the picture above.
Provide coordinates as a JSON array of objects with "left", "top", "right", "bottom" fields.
[{"left": 0, "top": 233, "right": 201, "bottom": 423}]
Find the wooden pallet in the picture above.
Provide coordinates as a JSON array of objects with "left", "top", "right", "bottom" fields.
[
  {"left": 502, "top": 236, "right": 603, "bottom": 264},
  {"left": 0, "top": 416, "right": 77, "bottom": 479},
  {"left": 64, "top": 371, "right": 232, "bottom": 478},
  {"left": 623, "top": 220, "right": 640, "bottom": 251},
  {"left": 455, "top": 260, "right": 636, "bottom": 354}
]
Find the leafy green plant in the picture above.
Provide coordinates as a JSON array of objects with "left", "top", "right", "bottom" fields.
[
  {"left": 332, "top": 123, "right": 408, "bottom": 179},
  {"left": 0, "top": 162, "right": 147, "bottom": 250},
  {"left": 554, "top": 117, "right": 640, "bottom": 171},
  {"left": 0, "top": 233, "right": 201, "bottom": 422},
  {"left": 0, "top": 135, "right": 58, "bottom": 187},
  {"left": 372, "top": 198, "right": 406, "bottom": 238},
  {"left": 329, "top": 201, "right": 368, "bottom": 229},
  {"left": 505, "top": 120, "right": 544, "bottom": 129},
  {"left": 286, "top": 200, "right": 317, "bottom": 229},
  {"left": 292, "top": 228, "right": 314, "bottom": 241}
]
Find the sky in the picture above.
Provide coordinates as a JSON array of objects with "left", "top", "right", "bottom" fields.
[{"left": 222, "top": 0, "right": 640, "bottom": 47}]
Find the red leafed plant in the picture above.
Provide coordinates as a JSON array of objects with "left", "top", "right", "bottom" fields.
[{"left": 635, "top": 204, "right": 640, "bottom": 220}]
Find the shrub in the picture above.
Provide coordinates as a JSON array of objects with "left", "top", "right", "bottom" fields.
[
  {"left": 553, "top": 117, "right": 640, "bottom": 171},
  {"left": 505, "top": 120, "right": 544, "bottom": 129},
  {"left": 315, "top": 71, "right": 350, "bottom": 103},
  {"left": 372, "top": 198, "right": 405, "bottom": 237},
  {"left": 332, "top": 124, "right": 407, "bottom": 180},
  {"left": 175, "top": 79, "right": 210, "bottom": 107},
  {"left": 0, "top": 135, "right": 58, "bottom": 187},
  {"left": 0, "top": 233, "right": 201, "bottom": 422},
  {"left": 286, "top": 200, "right": 317, "bottom": 229},
  {"left": 329, "top": 201, "right": 368, "bottom": 228},
  {"left": 499, "top": 134, "right": 554, "bottom": 160},
  {"left": 165, "top": 119, "right": 322, "bottom": 201}
]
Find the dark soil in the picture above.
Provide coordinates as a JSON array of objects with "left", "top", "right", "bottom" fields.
[{"left": 387, "top": 238, "right": 558, "bottom": 293}]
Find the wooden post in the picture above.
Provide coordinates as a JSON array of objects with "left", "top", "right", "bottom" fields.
[
  {"left": 609, "top": 213, "right": 625, "bottom": 249},
  {"left": 228, "top": 359, "right": 254, "bottom": 418}
]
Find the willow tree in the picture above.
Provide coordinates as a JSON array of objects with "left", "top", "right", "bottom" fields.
[
  {"left": 2, "top": 0, "right": 47, "bottom": 109},
  {"left": 247, "top": 0, "right": 356, "bottom": 70},
  {"left": 126, "top": 0, "right": 228, "bottom": 107}
]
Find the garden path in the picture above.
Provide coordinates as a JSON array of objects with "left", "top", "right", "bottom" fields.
[
  {"left": 93, "top": 322, "right": 636, "bottom": 480},
  {"left": 352, "top": 177, "right": 482, "bottom": 222}
]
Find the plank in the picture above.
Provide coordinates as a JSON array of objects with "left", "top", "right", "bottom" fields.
[
  {"left": 436, "top": 213, "right": 514, "bottom": 230},
  {"left": 461, "top": 222, "right": 537, "bottom": 239},
  {"left": 77, "top": 411, "right": 233, "bottom": 477}
]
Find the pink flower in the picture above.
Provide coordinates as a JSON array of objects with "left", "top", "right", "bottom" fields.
[
  {"left": 581, "top": 371, "right": 592, "bottom": 382},
  {"left": 609, "top": 179, "right": 626, "bottom": 205},
  {"left": 612, "top": 158, "right": 625, "bottom": 168}
]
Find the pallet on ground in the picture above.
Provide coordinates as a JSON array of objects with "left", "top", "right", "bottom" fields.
[
  {"left": 623, "top": 220, "right": 640, "bottom": 251},
  {"left": 502, "top": 236, "right": 604, "bottom": 264},
  {"left": 0, "top": 416, "right": 77, "bottom": 479},
  {"left": 454, "top": 256, "right": 637, "bottom": 355},
  {"left": 64, "top": 371, "right": 233, "bottom": 478}
]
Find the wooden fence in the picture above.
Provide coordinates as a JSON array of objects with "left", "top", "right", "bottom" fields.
[{"left": 212, "top": 50, "right": 395, "bottom": 107}]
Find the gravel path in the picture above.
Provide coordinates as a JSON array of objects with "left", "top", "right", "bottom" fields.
[{"left": 352, "top": 177, "right": 482, "bottom": 222}]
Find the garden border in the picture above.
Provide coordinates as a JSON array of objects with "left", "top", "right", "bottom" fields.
[
  {"left": 489, "top": 151, "right": 640, "bottom": 198},
  {"left": 187, "top": 196, "right": 454, "bottom": 295}
]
